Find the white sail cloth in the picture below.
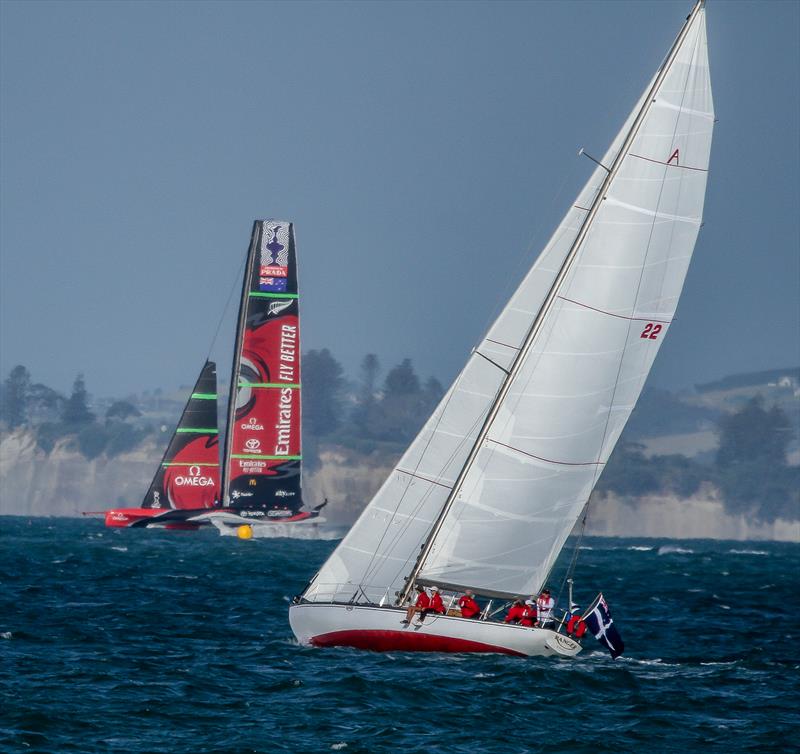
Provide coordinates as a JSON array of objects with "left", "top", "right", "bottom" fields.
[
  {"left": 304, "top": 8, "right": 713, "bottom": 604},
  {"left": 419, "top": 10, "right": 713, "bottom": 597}
]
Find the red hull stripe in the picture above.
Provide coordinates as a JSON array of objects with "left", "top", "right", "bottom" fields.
[{"left": 311, "top": 629, "right": 525, "bottom": 656}]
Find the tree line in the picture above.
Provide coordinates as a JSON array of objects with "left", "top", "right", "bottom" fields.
[
  {"left": 596, "top": 395, "right": 798, "bottom": 523},
  {"left": 0, "top": 352, "right": 445, "bottom": 462},
  {"left": 0, "top": 365, "right": 146, "bottom": 458},
  {"left": 1, "top": 360, "right": 796, "bottom": 523}
]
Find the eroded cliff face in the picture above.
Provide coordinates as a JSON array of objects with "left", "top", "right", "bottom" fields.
[
  {"left": 0, "top": 430, "right": 161, "bottom": 517},
  {"left": 585, "top": 488, "right": 800, "bottom": 542},
  {"left": 1, "top": 432, "right": 797, "bottom": 542}
]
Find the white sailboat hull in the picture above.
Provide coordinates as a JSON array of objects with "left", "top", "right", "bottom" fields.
[{"left": 289, "top": 602, "right": 582, "bottom": 658}]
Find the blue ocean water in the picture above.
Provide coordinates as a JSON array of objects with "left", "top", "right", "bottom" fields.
[{"left": 0, "top": 518, "right": 798, "bottom": 754}]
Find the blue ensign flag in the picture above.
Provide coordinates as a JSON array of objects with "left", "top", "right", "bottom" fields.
[{"left": 583, "top": 594, "right": 625, "bottom": 659}]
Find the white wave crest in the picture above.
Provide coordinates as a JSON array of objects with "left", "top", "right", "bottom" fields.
[
  {"left": 618, "top": 657, "right": 682, "bottom": 667},
  {"left": 728, "top": 549, "right": 768, "bottom": 556},
  {"left": 657, "top": 546, "right": 694, "bottom": 555},
  {"left": 627, "top": 546, "right": 654, "bottom": 551}
]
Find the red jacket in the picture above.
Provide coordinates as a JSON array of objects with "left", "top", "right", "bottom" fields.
[
  {"left": 504, "top": 604, "right": 526, "bottom": 623},
  {"left": 458, "top": 595, "right": 480, "bottom": 619},
  {"left": 415, "top": 592, "right": 431, "bottom": 609},
  {"left": 520, "top": 604, "right": 537, "bottom": 627},
  {"left": 430, "top": 592, "right": 445, "bottom": 614},
  {"left": 567, "top": 614, "right": 587, "bottom": 638}
]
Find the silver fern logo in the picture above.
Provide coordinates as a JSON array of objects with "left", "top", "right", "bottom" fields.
[{"left": 268, "top": 300, "right": 293, "bottom": 316}]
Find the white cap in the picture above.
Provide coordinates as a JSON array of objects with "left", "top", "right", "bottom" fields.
[{"left": 430, "top": 586, "right": 439, "bottom": 592}]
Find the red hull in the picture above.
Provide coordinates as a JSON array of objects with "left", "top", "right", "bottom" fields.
[
  {"left": 103, "top": 508, "right": 205, "bottom": 528},
  {"left": 311, "top": 629, "right": 525, "bottom": 656},
  {"left": 104, "top": 508, "right": 161, "bottom": 527}
]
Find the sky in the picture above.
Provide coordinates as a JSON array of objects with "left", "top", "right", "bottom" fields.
[{"left": 1, "top": 0, "right": 798, "bottom": 400}]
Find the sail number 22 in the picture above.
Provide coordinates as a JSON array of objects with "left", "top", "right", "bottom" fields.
[{"left": 640, "top": 323, "right": 662, "bottom": 340}]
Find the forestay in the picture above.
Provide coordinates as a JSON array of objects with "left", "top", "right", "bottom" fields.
[{"left": 418, "top": 8, "right": 713, "bottom": 597}]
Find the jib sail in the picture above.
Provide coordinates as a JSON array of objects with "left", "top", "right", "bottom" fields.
[
  {"left": 222, "top": 220, "right": 303, "bottom": 517},
  {"left": 141, "top": 360, "right": 220, "bottom": 510}
]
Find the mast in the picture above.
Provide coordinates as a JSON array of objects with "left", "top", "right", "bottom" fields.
[
  {"left": 221, "top": 222, "right": 260, "bottom": 506},
  {"left": 399, "top": 0, "right": 706, "bottom": 605}
]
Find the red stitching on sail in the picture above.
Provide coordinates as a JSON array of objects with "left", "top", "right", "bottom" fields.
[
  {"left": 558, "top": 296, "right": 672, "bottom": 324},
  {"left": 397, "top": 469, "right": 452, "bottom": 489},
  {"left": 487, "top": 439, "right": 605, "bottom": 467},
  {"left": 629, "top": 153, "right": 708, "bottom": 172}
]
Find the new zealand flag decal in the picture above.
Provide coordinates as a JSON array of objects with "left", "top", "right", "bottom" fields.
[{"left": 259, "top": 276, "right": 288, "bottom": 292}]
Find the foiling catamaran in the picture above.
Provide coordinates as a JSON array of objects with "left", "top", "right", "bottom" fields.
[
  {"left": 290, "top": 1, "right": 713, "bottom": 657},
  {"left": 103, "top": 221, "right": 326, "bottom": 533}
]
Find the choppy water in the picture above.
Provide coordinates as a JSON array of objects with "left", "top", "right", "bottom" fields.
[{"left": 1, "top": 518, "right": 798, "bottom": 753}]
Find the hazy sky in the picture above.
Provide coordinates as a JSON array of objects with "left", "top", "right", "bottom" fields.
[{"left": 1, "top": 0, "right": 798, "bottom": 399}]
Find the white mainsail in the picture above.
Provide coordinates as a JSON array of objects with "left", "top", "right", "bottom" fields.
[{"left": 304, "top": 4, "right": 713, "bottom": 604}]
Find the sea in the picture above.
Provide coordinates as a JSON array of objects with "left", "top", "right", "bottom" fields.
[{"left": 0, "top": 518, "right": 798, "bottom": 754}]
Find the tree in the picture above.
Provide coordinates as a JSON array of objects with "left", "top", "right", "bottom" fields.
[
  {"left": 715, "top": 397, "right": 797, "bottom": 522},
  {"left": 62, "top": 373, "right": 95, "bottom": 427},
  {"left": 384, "top": 358, "right": 421, "bottom": 396},
  {"left": 716, "top": 397, "right": 792, "bottom": 468},
  {"left": 370, "top": 358, "right": 425, "bottom": 441},
  {"left": 106, "top": 400, "right": 141, "bottom": 422},
  {"left": 302, "top": 349, "right": 346, "bottom": 437},
  {"left": 28, "top": 383, "right": 65, "bottom": 419},
  {"left": 0, "top": 365, "right": 31, "bottom": 428},
  {"left": 422, "top": 376, "right": 444, "bottom": 413}
]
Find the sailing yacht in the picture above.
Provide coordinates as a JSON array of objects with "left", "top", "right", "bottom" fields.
[
  {"left": 290, "top": 0, "right": 714, "bottom": 657},
  {"left": 102, "top": 221, "right": 326, "bottom": 532},
  {"left": 103, "top": 360, "right": 221, "bottom": 529}
]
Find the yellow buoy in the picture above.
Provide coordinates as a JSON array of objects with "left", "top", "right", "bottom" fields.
[{"left": 237, "top": 524, "right": 253, "bottom": 540}]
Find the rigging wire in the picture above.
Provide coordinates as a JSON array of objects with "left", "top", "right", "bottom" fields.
[
  {"left": 206, "top": 252, "right": 248, "bottom": 361},
  {"left": 556, "top": 502, "right": 590, "bottom": 608}
]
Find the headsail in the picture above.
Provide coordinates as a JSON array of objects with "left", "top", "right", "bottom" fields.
[
  {"left": 303, "top": 3, "right": 713, "bottom": 603},
  {"left": 141, "top": 360, "right": 220, "bottom": 510},
  {"left": 222, "top": 220, "right": 304, "bottom": 518}
]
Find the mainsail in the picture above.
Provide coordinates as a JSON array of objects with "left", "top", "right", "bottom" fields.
[
  {"left": 304, "top": 4, "right": 713, "bottom": 603},
  {"left": 141, "top": 360, "right": 220, "bottom": 511},
  {"left": 221, "top": 220, "right": 304, "bottom": 518}
]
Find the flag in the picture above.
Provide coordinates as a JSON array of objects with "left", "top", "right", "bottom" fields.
[
  {"left": 583, "top": 593, "right": 625, "bottom": 659},
  {"left": 259, "top": 276, "right": 288, "bottom": 292}
]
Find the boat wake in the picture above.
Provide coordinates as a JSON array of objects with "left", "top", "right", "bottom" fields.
[
  {"left": 218, "top": 524, "right": 344, "bottom": 541},
  {"left": 728, "top": 549, "right": 769, "bottom": 556}
]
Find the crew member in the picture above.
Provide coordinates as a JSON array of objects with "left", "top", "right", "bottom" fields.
[
  {"left": 537, "top": 588, "right": 555, "bottom": 627},
  {"left": 503, "top": 598, "right": 526, "bottom": 624},
  {"left": 429, "top": 586, "right": 445, "bottom": 615},
  {"left": 402, "top": 584, "right": 430, "bottom": 625},
  {"left": 566, "top": 607, "right": 587, "bottom": 639},
  {"left": 458, "top": 590, "right": 481, "bottom": 619},
  {"left": 520, "top": 599, "right": 537, "bottom": 627}
]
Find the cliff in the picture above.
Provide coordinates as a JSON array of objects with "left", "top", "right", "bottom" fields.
[{"left": 1, "top": 430, "right": 797, "bottom": 542}]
